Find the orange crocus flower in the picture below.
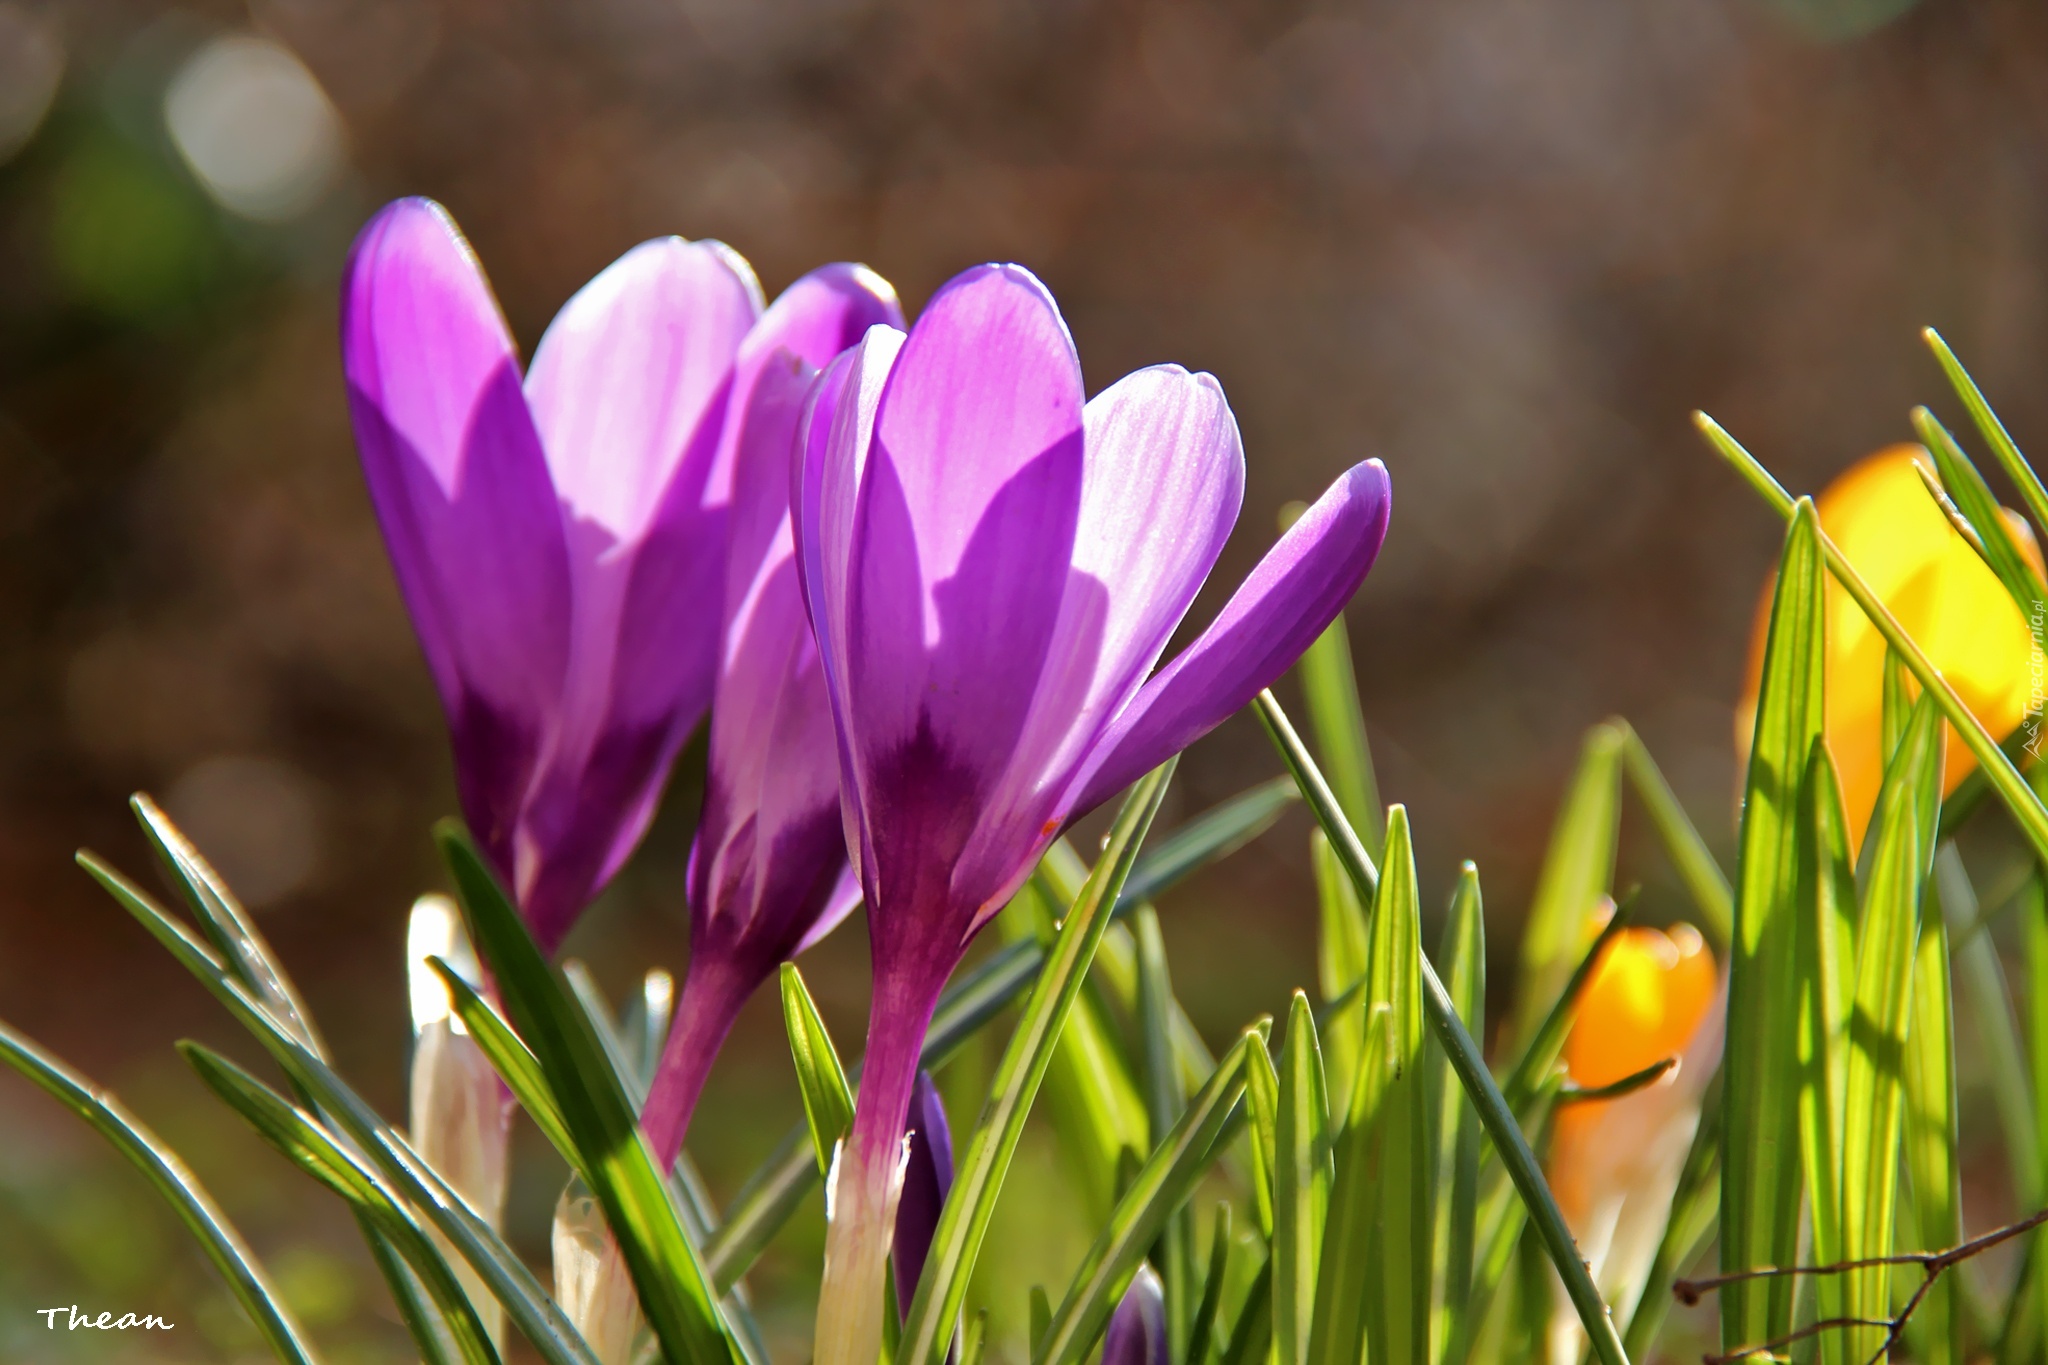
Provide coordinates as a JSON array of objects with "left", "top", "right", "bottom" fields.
[{"left": 1735, "top": 444, "right": 2043, "bottom": 849}]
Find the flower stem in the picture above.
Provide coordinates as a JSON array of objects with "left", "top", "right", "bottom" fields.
[
  {"left": 815, "top": 962, "right": 945, "bottom": 1365},
  {"left": 641, "top": 955, "right": 755, "bottom": 1170}
]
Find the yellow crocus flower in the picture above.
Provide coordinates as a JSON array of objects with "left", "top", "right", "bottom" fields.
[
  {"left": 1735, "top": 444, "right": 2043, "bottom": 849},
  {"left": 1547, "top": 924, "right": 1722, "bottom": 1364}
]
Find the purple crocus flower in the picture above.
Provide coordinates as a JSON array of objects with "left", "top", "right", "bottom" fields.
[
  {"left": 343, "top": 198, "right": 761, "bottom": 953},
  {"left": 636, "top": 264, "right": 904, "bottom": 1168},
  {"left": 796, "top": 263, "right": 1392, "bottom": 1357},
  {"left": 892, "top": 1072, "right": 954, "bottom": 1321},
  {"left": 1102, "top": 1266, "right": 1168, "bottom": 1365}
]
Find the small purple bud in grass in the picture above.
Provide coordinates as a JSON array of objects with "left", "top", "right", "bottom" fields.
[
  {"left": 635, "top": 264, "right": 904, "bottom": 1169},
  {"left": 1102, "top": 1266, "right": 1168, "bottom": 1365},
  {"left": 892, "top": 1072, "right": 954, "bottom": 1322},
  {"left": 797, "top": 262, "right": 1392, "bottom": 1365},
  {"left": 342, "top": 197, "right": 760, "bottom": 954}
]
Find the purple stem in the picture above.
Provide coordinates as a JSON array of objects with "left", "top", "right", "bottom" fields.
[{"left": 641, "top": 952, "right": 757, "bottom": 1170}]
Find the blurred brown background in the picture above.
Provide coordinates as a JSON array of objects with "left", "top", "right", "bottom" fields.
[{"left": 2, "top": 0, "right": 2045, "bottom": 1358}]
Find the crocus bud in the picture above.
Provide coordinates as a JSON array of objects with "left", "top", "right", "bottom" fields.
[
  {"left": 892, "top": 1072, "right": 954, "bottom": 1320},
  {"left": 407, "top": 894, "right": 509, "bottom": 1347},
  {"left": 553, "top": 1178, "right": 645, "bottom": 1365},
  {"left": 1735, "top": 443, "right": 2044, "bottom": 850},
  {"left": 1547, "top": 924, "right": 1723, "bottom": 1364},
  {"left": 1102, "top": 1265, "right": 1168, "bottom": 1365}
]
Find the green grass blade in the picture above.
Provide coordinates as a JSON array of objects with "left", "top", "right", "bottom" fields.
[
  {"left": 130, "top": 793, "right": 327, "bottom": 1057},
  {"left": 1273, "top": 991, "right": 1331, "bottom": 1365},
  {"left": 1297, "top": 612, "right": 1385, "bottom": 860},
  {"left": 179, "top": 1042, "right": 501, "bottom": 1365},
  {"left": 900, "top": 761, "right": 1177, "bottom": 1365},
  {"left": 780, "top": 963, "right": 855, "bottom": 1177},
  {"left": 1135, "top": 904, "right": 1198, "bottom": 1361},
  {"left": 1253, "top": 689, "right": 1631, "bottom": 1365},
  {"left": 1922, "top": 328, "right": 2048, "bottom": 539},
  {"left": 1244, "top": 1032, "right": 1279, "bottom": 1243},
  {"left": 1935, "top": 848, "right": 2040, "bottom": 1210},
  {"left": 1116, "top": 776, "right": 1299, "bottom": 914},
  {"left": 1616, "top": 723, "right": 1735, "bottom": 948},
  {"left": 1187, "top": 1204, "right": 1233, "bottom": 1365},
  {"left": 1913, "top": 406, "right": 2046, "bottom": 616},
  {"left": 1834, "top": 692, "right": 1944, "bottom": 1365},
  {"left": 1720, "top": 494, "right": 1825, "bottom": 1355},
  {"left": 1036, "top": 1026, "right": 1258, "bottom": 1365},
  {"left": 1432, "top": 864, "right": 1485, "bottom": 1365},
  {"left": 1311, "top": 805, "right": 1431, "bottom": 1365},
  {"left": 1312, "top": 829, "right": 1370, "bottom": 1120},
  {"left": 1217, "top": 1258, "right": 1273, "bottom": 1365},
  {"left": 430, "top": 959, "right": 580, "bottom": 1172},
  {"left": 76, "top": 849, "right": 601, "bottom": 1365},
  {"left": 1509, "top": 723, "right": 1624, "bottom": 1051},
  {"left": 1498, "top": 900, "right": 1634, "bottom": 1117},
  {"left": 438, "top": 826, "right": 735, "bottom": 1365},
  {"left": 1904, "top": 903, "right": 1962, "bottom": 1365},
  {"left": 1002, "top": 874, "right": 1149, "bottom": 1219},
  {"left": 0, "top": 1019, "right": 323, "bottom": 1365},
  {"left": 1696, "top": 411, "right": 2048, "bottom": 870},
  {"left": 1796, "top": 740, "right": 1856, "bottom": 1292},
  {"left": 2026, "top": 874, "right": 2048, "bottom": 1365}
]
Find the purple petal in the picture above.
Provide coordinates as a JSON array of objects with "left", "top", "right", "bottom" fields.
[
  {"left": 1101, "top": 1265, "right": 1168, "bottom": 1365},
  {"left": 1070, "top": 459, "right": 1393, "bottom": 815},
  {"left": 951, "top": 365, "right": 1244, "bottom": 929},
  {"left": 511, "top": 239, "right": 762, "bottom": 948},
  {"left": 687, "top": 358, "right": 854, "bottom": 971},
  {"left": 340, "top": 197, "right": 570, "bottom": 876},
  {"left": 891, "top": 1071, "right": 955, "bottom": 1321},
  {"left": 844, "top": 265, "right": 1088, "bottom": 923}
]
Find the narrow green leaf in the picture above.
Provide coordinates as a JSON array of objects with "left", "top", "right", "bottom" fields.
[
  {"left": 1913, "top": 405, "right": 2046, "bottom": 621},
  {"left": 960, "top": 1310, "right": 989, "bottom": 1365},
  {"left": 1001, "top": 874, "right": 1148, "bottom": 1218},
  {"left": 1187, "top": 1204, "right": 1234, "bottom": 1365},
  {"left": 1273, "top": 991, "right": 1331, "bottom": 1365},
  {"left": 1498, "top": 898, "right": 1634, "bottom": 1118},
  {"left": 1243, "top": 1033, "right": 1279, "bottom": 1243},
  {"left": 1253, "top": 690, "right": 1630, "bottom": 1365},
  {"left": 2025, "top": 874, "right": 2048, "bottom": 1365},
  {"left": 1116, "top": 776, "right": 1300, "bottom": 916},
  {"left": 1796, "top": 740, "right": 1856, "bottom": 1290},
  {"left": 900, "top": 761, "right": 1177, "bottom": 1365},
  {"left": 1298, "top": 612, "right": 1385, "bottom": 860},
  {"left": 1134, "top": 904, "right": 1197, "bottom": 1362},
  {"left": 1696, "top": 410, "right": 2048, "bottom": 871},
  {"left": 1922, "top": 328, "right": 2048, "bottom": 542},
  {"left": 1312, "top": 828, "right": 1370, "bottom": 1120},
  {"left": 1029, "top": 1286, "right": 1052, "bottom": 1360},
  {"left": 1617, "top": 724, "right": 1734, "bottom": 948},
  {"left": 430, "top": 959, "right": 579, "bottom": 1172},
  {"left": 780, "top": 963, "right": 855, "bottom": 1177},
  {"left": 130, "top": 793, "right": 326, "bottom": 1056},
  {"left": 1833, "top": 693, "right": 1943, "bottom": 1365},
  {"left": 179, "top": 1042, "right": 501, "bottom": 1365},
  {"left": 76, "top": 850, "right": 602, "bottom": 1365},
  {"left": 0, "top": 1019, "right": 323, "bottom": 1365},
  {"left": 1935, "top": 848, "right": 2040, "bottom": 1211},
  {"left": 1509, "top": 723, "right": 1624, "bottom": 1051},
  {"left": 1216, "top": 1258, "right": 1273, "bottom": 1365},
  {"left": 1904, "top": 902, "right": 1962, "bottom": 1365},
  {"left": 1721, "top": 494, "right": 1825, "bottom": 1354},
  {"left": 1036, "top": 1026, "right": 1257, "bottom": 1365},
  {"left": 438, "top": 826, "right": 735, "bottom": 1365},
  {"left": 1311, "top": 805, "right": 1431, "bottom": 1365},
  {"left": 1431, "top": 863, "right": 1485, "bottom": 1365}
]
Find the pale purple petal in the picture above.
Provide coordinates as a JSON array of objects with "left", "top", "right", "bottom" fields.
[
  {"left": 340, "top": 197, "right": 570, "bottom": 875},
  {"left": 952, "top": 365, "right": 1244, "bottom": 928},
  {"left": 1070, "top": 459, "right": 1393, "bottom": 815},
  {"left": 891, "top": 1071, "right": 954, "bottom": 1321},
  {"left": 1102, "top": 1265, "right": 1168, "bottom": 1365},
  {"left": 843, "top": 266, "right": 1087, "bottom": 928}
]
